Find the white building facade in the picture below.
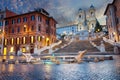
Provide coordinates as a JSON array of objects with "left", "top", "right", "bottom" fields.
[{"left": 76, "top": 5, "right": 97, "bottom": 40}]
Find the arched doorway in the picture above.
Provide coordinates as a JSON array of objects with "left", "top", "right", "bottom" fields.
[{"left": 3, "top": 47, "right": 7, "bottom": 55}]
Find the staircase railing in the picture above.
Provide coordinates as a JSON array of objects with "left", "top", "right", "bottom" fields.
[
  {"left": 103, "top": 37, "right": 120, "bottom": 47},
  {"left": 34, "top": 40, "right": 62, "bottom": 55}
]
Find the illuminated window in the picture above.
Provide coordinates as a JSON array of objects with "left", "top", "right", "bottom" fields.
[
  {"left": 38, "top": 36, "right": 40, "bottom": 41},
  {"left": 3, "top": 47, "right": 7, "bottom": 55},
  {"left": 46, "top": 38, "right": 49, "bottom": 41},
  {"left": 11, "top": 38, "right": 14, "bottom": 45},
  {"left": 5, "top": 39, "right": 7, "bottom": 45},
  {"left": 10, "top": 47, "right": 14, "bottom": 52},
  {"left": 0, "top": 39, "right": 1, "bottom": 43},
  {"left": 24, "top": 25, "right": 27, "bottom": 32},
  {"left": 17, "top": 38, "right": 20, "bottom": 44},
  {"left": 31, "top": 36, "right": 34, "bottom": 43},
  {"left": 22, "top": 47, "right": 26, "bottom": 52},
  {"left": 23, "top": 37, "right": 26, "bottom": 44}
]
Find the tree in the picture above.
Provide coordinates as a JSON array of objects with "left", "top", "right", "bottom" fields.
[
  {"left": 61, "top": 34, "right": 66, "bottom": 39},
  {"left": 94, "top": 20, "right": 102, "bottom": 33}
]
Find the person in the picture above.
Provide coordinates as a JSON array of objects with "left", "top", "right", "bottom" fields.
[{"left": 17, "top": 49, "right": 22, "bottom": 56}]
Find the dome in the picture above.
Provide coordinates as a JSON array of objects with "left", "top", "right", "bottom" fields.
[
  {"left": 79, "top": 8, "right": 82, "bottom": 11},
  {"left": 90, "top": 5, "right": 94, "bottom": 9}
]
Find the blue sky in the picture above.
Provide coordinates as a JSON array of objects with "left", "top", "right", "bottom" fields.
[{"left": 0, "top": 0, "right": 113, "bottom": 27}]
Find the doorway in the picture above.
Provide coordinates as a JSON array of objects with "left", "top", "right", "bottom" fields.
[{"left": 3, "top": 47, "right": 7, "bottom": 55}]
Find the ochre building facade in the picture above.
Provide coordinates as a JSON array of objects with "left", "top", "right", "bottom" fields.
[{"left": 3, "top": 8, "right": 56, "bottom": 55}]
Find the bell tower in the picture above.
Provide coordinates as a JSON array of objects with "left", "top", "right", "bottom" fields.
[
  {"left": 88, "top": 5, "right": 96, "bottom": 32},
  {"left": 77, "top": 8, "right": 87, "bottom": 31},
  {"left": 89, "top": 5, "right": 96, "bottom": 17}
]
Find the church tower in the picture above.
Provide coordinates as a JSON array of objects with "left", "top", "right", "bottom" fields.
[
  {"left": 77, "top": 8, "right": 88, "bottom": 31},
  {"left": 89, "top": 5, "right": 96, "bottom": 17},
  {"left": 88, "top": 5, "right": 97, "bottom": 32}
]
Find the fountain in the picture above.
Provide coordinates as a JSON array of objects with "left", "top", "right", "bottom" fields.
[
  {"left": 22, "top": 53, "right": 34, "bottom": 63},
  {"left": 75, "top": 50, "right": 87, "bottom": 63}
]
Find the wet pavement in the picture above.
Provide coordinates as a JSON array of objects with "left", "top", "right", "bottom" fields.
[{"left": 0, "top": 56, "right": 120, "bottom": 80}]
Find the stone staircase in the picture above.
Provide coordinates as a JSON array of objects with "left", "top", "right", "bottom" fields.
[
  {"left": 55, "top": 40, "right": 99, "bottom": 53},
  {"left": 92, "top": 37, "right": 114, "bottom": 52}
]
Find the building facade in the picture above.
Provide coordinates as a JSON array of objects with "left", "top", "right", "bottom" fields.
[
  {"left": 2, "top": 8, "right": 56, "bottom": 55},
  {"left": 77, "top": 5, "right": 97, "bottom": 32},
  {"left": 57, "top": 5, "right": 97, "bottom": 40},
  {"left": 104, "top": 0, "right": 120, "bottom": 53},
  {"left": 76, "top": 5, "right": 97, "bottom": 40},
  {"left": 0, "top": 8, "right": 17, "bottom": 55},
  {"left": 56, "top": 25, "right": 77, "bottom": 35}
]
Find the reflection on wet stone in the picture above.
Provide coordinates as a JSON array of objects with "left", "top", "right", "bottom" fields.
[{"left": 0, "top": 56, "right": 120, "bottom": 80}]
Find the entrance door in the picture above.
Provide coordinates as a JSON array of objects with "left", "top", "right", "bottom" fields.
[
  {"left": 30, "top": 48, "right": 34, "bottom": 54},
  {"left": 3, "top": 47, "right": 7, "bottom": 55}
]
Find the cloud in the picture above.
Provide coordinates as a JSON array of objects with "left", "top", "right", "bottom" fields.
[{"left": 0, "top": 0, "right": 113, "bottom": 27}]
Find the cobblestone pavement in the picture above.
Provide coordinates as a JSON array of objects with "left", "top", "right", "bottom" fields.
[{"left": 0, "top": 56, "right": 120, "bottom": 80}]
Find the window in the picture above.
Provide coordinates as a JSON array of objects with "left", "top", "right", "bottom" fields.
[
  {"left": 22, "top": 47, "right": 26, "bottom": 52},
  {"left": 12, "top": 19, "right": 15, "bottom": 24},
  {"left": 5, "top": 28, "right": 7, "bottom": 33},
  {"left": 23, "top": 17, "right": 27, "bottom": 22},
  {"left": 119, "top": 18, "right": 120, "bottom": 24},
  {"left": 17, "top": 38, "right": 20, "bottom": 44},
  {"left": 24, "top": 27, "right": 26, "bottom": 32},
  {"left": 91, "top": 12, "right": 93, "bottom": 16},
  {"left": 37, "top": 36, "right": 41, "bottom": 42},
  {"left": 0, "top": 15, "right": 4, "bottom": 19},
  {"left": 80, "top": 27, "right": 81, "bottom": 30},
  {"left": 38, "top": 26, "right": 41, "bottom": 31},
  {"left": 92, "top": 24, "right": 94, "bottom": 28},
  {"left": 11, "top": 38, "right": 14, "bottom": 45},
  {"left": 116, "top": 17, "right": 119, "bottom": 24},
  {"left": 31, "top": 36, "right": 34, "bottom": 43},
  {"left": 31, "top": 15, "right": 35, "bottom": 21},
  {"left": 0, "top": 21, "right": 3, "bottom": 26},
  {"left": 31, "top": 26, "right": 34, "bottom": 31},
  {"left": 17, "top": 27, "right": 20, "bottom": 33},
  {"left": 114, "top": 6, "right": 117, "bottom": 12},
  {"left": 5, "top": 21, "right": 9, "bottom": 25},
  {"left": 23, "top": 37, "right": 26, "bottom": 44},
  {"left": 46, "top": 28, "right": 49, "bottom": 33},
  {"left": 12, "top": 28, "right": 14, "bottom": 33},
  {"left": 38, "top": 16, "right": 41, "bottom": 21},
  {"left": 46, "top": 20, "right": 49, "bottom": 25},
  {"left": 79, "top": 15, "right": 81, "bottom": 18},
  {"left": 4, "top": 39, "right": 7, "bottom": 45},
  {"left": 17, "top": 18, "right": 21, "bottom": 23}
]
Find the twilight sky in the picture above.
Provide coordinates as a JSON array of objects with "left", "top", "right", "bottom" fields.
[{"left": 0, "top": 0, "right": 113, "bottom": 27}]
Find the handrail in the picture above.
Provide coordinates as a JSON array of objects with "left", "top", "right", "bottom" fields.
[{"left": 34, "top": 40, "right": 62, "bottom": 55}]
